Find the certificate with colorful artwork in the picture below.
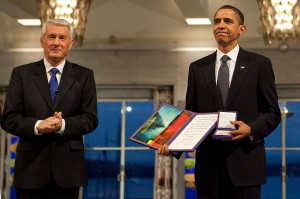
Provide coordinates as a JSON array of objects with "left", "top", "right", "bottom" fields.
[{"left": 129, "top": 103, "right": 218, "bottom": 152}]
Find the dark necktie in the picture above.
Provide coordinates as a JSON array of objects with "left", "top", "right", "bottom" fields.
[
  {"left": 217, "top": 55, "right": 230, "bottom": 107},
  {"left": 49, "top": 68, "right": 59, "bottom": 103}
]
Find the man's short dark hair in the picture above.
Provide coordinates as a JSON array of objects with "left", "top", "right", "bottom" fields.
[{"left": 216, "top": 5, "right": 244, "bottom": 25}]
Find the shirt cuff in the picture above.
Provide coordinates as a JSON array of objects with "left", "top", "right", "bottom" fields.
[
  {"left": 56, "top": 119, "right": 65, "bottom": 134},
  {"left": 34, "top": 120, "right": 42, "bottom": 135}
]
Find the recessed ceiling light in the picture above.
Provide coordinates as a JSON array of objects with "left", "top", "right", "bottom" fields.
[
  {"left": 17, "top": 19, "right": 41, "bottom": 26},
  {"left": 6, "top": 48, "right": 43, "bottom": 52},
  {"left": 171, "top": 47, "right": 216, "bottom": 52},
  {"left": 185, "top": 18, "right": 211, "bottom": 25}
]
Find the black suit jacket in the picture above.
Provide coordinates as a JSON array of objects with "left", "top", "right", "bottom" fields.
[
  {"left": 185, "top": 48, "right": 281, "bottom": 187},
  {"left": 1, "top": 60, "right": 98, "bottom": 189}
]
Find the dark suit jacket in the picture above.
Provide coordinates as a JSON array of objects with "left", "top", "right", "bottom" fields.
[
  {"left": 0, "top": 60, "right": 98, "bottom": 189},
  {"left": 185, "top": 48, "right": 281, "bottom": 187}
]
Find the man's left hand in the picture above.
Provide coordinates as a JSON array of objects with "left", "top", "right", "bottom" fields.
[
  {"left": 229, "top": 121, "right": 251, "bottom": 140},
  {"left": 37, "top": 112, "right": 62, "bottom": 133}
]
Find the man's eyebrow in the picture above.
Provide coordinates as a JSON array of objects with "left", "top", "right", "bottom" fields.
[{"left": 214, "top": 17, "right": 233, "bottom": 21}]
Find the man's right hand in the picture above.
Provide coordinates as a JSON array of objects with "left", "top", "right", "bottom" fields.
[
  {"left": 37, "top": 112, "right": 62, "bottom": 134},
  {"left": 157, "top": 144, "right": 171, "bottom": 156}
]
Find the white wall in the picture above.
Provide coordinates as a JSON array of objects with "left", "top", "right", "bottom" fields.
[{"left": 1, "top": 48, "right": 299, "bottom": 102}]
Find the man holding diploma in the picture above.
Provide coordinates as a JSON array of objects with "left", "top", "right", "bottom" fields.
[{"left": 158, "top": 5, "right": 281, "bottom": 199}]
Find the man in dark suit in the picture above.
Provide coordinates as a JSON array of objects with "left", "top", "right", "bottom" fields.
[
  {"left": 158, "top": 5, "right": 281, "bottom": 199},
  {"left": 0, "top": 18, "right": 98, "bottom": 199}
]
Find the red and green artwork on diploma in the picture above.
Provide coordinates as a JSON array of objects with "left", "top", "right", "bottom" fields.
[{"left": 131, "top": 104, "right": 193, "bottom": 149}]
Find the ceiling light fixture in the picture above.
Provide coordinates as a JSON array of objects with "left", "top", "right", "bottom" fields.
[
  {"left": 171, "top": 47, "right": 216, "bottom": 52},
  {"left": 36, "top": 0, "right": 91, "bottom": 46},
  {"left": 185, "top": 18, "right": 211, "bottom": 25},
  {"left": 17, "top": 19, "right": 41, "bottom": 26},
  {"left": 257, "top": 0, "right": 300, "bottom": 51}
]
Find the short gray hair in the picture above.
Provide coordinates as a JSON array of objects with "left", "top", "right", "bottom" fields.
[{"left": 41, "top": 18, "right": 73, "bottom": 39}]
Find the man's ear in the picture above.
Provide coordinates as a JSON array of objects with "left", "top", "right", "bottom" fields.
[
  {"left": 40, "top": 37, "right": 44, "bottom": 48},
  {"left": 69, "top": 39, "right": 74, "bottom": 50},
  {"left": 239, "top": 25, "right": 246, "bottom": 36}
]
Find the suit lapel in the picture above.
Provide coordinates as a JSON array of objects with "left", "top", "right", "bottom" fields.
[
  {"left": 226, "top": 48, "right": 250, "bottom": 108},
  {"left": 202, "top": 52, "right": 223, "bottom": 109},
  {"left": 33, "top": 60, "right": 53, "bottom": 109},
  {"left": 53, "top": 61, "right": 76, "bottom": 109}
]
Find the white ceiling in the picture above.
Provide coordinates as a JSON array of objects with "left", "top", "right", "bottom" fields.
[{"left": 0, "top": 0, "right": 272, "bottom": 51}]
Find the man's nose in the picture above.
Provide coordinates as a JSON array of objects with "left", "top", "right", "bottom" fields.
[
  {"left": 53, "top": 37, "right": 60, "bottom": 45},
  {"left": 218, "top": 21, "right": 226, "bottom": 28}
]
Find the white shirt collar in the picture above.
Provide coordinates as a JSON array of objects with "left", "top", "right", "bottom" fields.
[
  {"left": 216, "top": 45, "right": 240, "bottom": 63},
  {"left": 44, "top": 58, "right": 65, "bottom": 74}
]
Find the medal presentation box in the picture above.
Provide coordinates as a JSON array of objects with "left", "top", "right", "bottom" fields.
[{"left": 212, "top": 111, "right": 237, "bottom": 140}]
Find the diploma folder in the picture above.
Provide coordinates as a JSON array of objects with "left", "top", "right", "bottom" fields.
[{"left": 129, "top": 103, "right": 218, "bottom": 152}]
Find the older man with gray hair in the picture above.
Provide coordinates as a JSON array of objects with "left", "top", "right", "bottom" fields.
[{"left": 1, "top": 18, "right": 98, "bottom": 199}]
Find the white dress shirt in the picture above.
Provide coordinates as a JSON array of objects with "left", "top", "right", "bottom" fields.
[
  {"left": 34, "top": 58, "right": 66, "bottom": 135},
  {"left": 215, "top": 45, "right": 240, "bottom": 86}
]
